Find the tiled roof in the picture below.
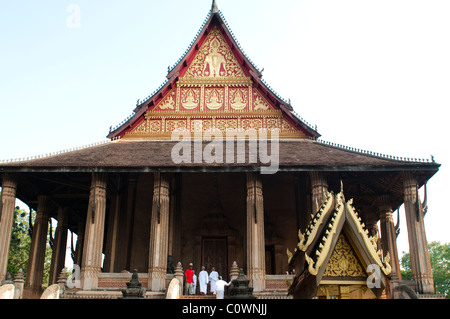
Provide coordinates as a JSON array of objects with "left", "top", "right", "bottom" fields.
[{"left": 0, "top": 138, "right": 439, "bottom": 172}]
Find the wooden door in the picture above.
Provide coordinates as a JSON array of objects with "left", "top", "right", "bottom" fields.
[{"left": 202, "top": 237, "right": 228, "bottom": 280}]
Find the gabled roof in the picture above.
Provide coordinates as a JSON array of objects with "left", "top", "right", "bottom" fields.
[
  {"left": 107, "top": 1, "right": 320, "bottom": 140},
  {"left": 287, "top": 187, "right": 392, "bottom": 298}
]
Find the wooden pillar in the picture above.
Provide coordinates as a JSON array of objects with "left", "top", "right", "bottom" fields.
[
  {"left": 378, "top": 195, "right": 401, "bottom": 299},
  {"left": 246, "top": 172, "right": 265, "bottom": 292},
  {"left": 0, "top": 174, "right": 17, "bottom": 282},
  {"left": 295, "top": 173, "right": 310, "bottom": 234},
  {"left": 309, "top": 171, "right": 328, "bottom": 215},
  {"left": 148, "top": 172, "right": 171, "bottom": 292},
  {"left": 402, "top": 172, "right": 434, "bottom": 294},
  {"left": 49, "top": 207, "right": 69, "bottom": 284},
  {"left": 24, "top": 195, "right": 51, "bottom": 298},
  {"left": 378, "top": 196, "right": 401, "bottom": 280},
  {"left": 80, "top": 173, "right": 108, "bottom": 291}
]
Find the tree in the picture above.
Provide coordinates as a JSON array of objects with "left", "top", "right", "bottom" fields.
[
  {"left": 401, "top": 241, "right": 450, "bottom": 297},
  {"left": 400, "top": 252, "right": 412, "bottom": 280},
  {"left": 6, "top": 204, "right": 54, "bottom": 289},
  {"left": 6, "top": 206, "right": 32, "bottom": 276}
]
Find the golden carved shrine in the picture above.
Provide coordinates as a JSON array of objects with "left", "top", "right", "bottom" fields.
[{"left": 0, "top": 1, "right": 440, "bottom": 300}]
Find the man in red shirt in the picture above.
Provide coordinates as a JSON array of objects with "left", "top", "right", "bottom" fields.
[{"left": 184, "top": 263, "right": 194, "bottom": 295}]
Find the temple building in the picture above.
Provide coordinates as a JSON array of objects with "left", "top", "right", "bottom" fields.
[{"left": 0, "top": 1, "right": 440, "bottom": 299}]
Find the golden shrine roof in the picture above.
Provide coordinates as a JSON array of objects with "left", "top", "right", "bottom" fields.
[{"left": 287, "top": 187, "right": 392, "bottom": 298}]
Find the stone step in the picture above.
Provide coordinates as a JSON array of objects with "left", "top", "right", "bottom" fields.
[{"left": 180, "top": 295, "right": 218, "bottom": 299}]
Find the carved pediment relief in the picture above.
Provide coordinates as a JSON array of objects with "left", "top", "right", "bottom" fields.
[
  {"left": 323, "top": 234, "right": 366, "bottom": 278},
  {"left": 183, "top": 25, "right": 247, "bottom": 80},
  {"left": 123, "top": 22, "right": 307, "bottom": 140}
]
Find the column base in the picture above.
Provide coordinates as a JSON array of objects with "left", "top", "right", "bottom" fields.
[
  {"left": 81, "top": 268, "right": 100, "bottom": 291},
  {"left": 22, "top": 286, "right": 43, "bottom": 299},
  {"left": 249, "top": 270, "right": 266, "bottom": 292},
  {"left": 148, "top": 269, "right": 167, "bottom": 292}
]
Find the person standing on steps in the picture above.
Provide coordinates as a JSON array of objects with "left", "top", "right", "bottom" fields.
[
  {"left": 198, "top": 266, "right": 209, "bottom": 295},
  {"left": 192, "top": 270, "right": 197, "bottom": 295},
  {"left": 184, "top": 263, "right": 194, "bottom": 295},
  {"left": 209, "top": 267, "right": 219, "bottom": 295}
]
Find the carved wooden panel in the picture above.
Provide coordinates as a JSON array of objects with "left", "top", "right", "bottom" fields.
[{"left": 202, "top": 237, "right": 228, "bottom": 280}]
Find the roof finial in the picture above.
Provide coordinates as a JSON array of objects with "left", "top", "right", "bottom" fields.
[{"left": 211, "top": 0, "right": 219, "bottom": 13}]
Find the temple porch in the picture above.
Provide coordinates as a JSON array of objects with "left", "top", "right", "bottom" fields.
[{"left": 0, "top": 167, "right": 437, "bottom": 299}]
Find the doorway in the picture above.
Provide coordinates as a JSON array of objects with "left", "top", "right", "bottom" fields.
[{"left": 201, "top": 237, "right": 228, "bottom": 280}]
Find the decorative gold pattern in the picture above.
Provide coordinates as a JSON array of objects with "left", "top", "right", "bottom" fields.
[
  {"left": 253, "top": 90, "right": 271, "bottom": 111},
  {"left": 205, "top": 87, "right": 224, "bottom": 110},
  {"left": 346, "top": 199, "right": 392, "bottom": 276},
  {"left": 124, "top": 24, "right": 307, "bottom": 139},
  {"left": 305, "top": 191, "right": 346, "bottom": 276},
  {"left": 155, "top": 90, "right": 176, "bottom": 111},
  {"left": 292, "top": 185, "right": 391, "bottom": 282},
  {"left": 323, "top": 234, "right": 366, "bottom": 277},
  {"left": 166, "top": 119, "right": 187, "bottom": 132},
  {"left": 181, "top": 88, "right": 200, "bottom": 110},
  {"left": 297, "top": 191, "right": 334, "bottom": 252},
  {"left": 184, "top": 26, "right": 246, "bottom": 79},
  {"left": 132, "top": 120, "right": 148, "bottom": 135},
  {"left": 127, "top": 110, "right": 305, "bottom": 138},
  {"left": 149, "top": 120, "right": 162, "bottom": 133},
  {"left": 229, "top": 88, "right": 248, "bottom": 110},
  {"left": 215, "top": 118, "right": 238, "bottom": 131},
  {"left": 302, "top": 195, "right": 391, "bottom": 278}
]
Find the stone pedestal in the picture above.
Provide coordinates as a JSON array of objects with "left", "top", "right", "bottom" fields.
[
  {"left": 122, "top": 270, "right": 146, "bottom": 299},
  {"left": 230, "top": 261, "right": 239, "bottom": 281},
  {"left": 13, "top": 269, "right": 24, "bottom": 299},
  {"left": 174, "top": 262, "right": 184, "bottom": 295},
  {"left": 228, "top": 269, "right": 255, "bottom": 299}
]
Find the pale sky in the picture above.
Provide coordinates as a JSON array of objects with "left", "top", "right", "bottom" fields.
[{"left": 1, "top": 0, "right": 449, "bottom": 267}]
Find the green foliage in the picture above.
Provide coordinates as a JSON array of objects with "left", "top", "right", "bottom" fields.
[
  {"left": 6, "top": 207, "right": 32, "bottom": 276},
  {"left": 400, "top": 251, "right": 412, "bottom": 280},
  {"left": 401, "top": 241, "right": 450, "bottom": 297},
  {"left": 6, "top": 205, "right": 54, "bottom": 289}
]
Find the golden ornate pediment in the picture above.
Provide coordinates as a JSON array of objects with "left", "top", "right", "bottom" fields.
[
  {"left": 125, "top": 109, "right": 305, "bottom": 139},
  {"left": 183, "top": 25, "right": 247, "bottom": 80},
  {"left": 122, "top": 23, "right": 308, "bottom": 140},
  {"left": 323, "top": 234, "right": 366, "bottom": 278}
]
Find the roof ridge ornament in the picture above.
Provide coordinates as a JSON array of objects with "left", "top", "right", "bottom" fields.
[{"left": 211, "top": 0, "right": 219, "bottom": 13}]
